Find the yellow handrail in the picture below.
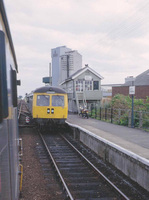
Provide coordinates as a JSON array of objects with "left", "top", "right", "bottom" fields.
[{"left": 19, "top": 164, "right": 23, "bottom": 192}]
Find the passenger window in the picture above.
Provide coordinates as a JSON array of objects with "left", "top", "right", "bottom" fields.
[
  {"left": 11, "top": 68, "right": 17, "bottom": 107},
  {"left": 0, "top": 59, "right": 2, "bottom": 122},
  {"left": 37, "top": 95, "right": 50, "bottom": 106},
  {"left": 52, "top": 95, "right": 64, "bottom": 107},
  {"left": 0, "top": 31, "right": 8, "bottom": 121}
]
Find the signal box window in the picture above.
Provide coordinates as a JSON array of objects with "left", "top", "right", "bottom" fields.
[
  {"left": 52, "top": 95, "right": 64, "bottom": 107},
  {"left": 85, "top": 80, "right": 92, "bottom": 91},
  {"left": 37, "top": 95, "right": 50, "bottom": 106},
  {"left": 93, "top": 81, "right": 99, "bottom": 90},
  {"left": 76, "top": 80, "right": 83, "bottom": 92}
]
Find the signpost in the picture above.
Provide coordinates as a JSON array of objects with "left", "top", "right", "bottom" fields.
[
  {"left": 129, "top": 83, "right": 135, "bottom": 128},
  {"left": 129, "top": 86, "right": 135, "bottom": 95}
]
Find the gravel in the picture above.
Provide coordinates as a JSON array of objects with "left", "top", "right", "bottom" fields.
[{"left": 19, "top": 127, "right": 51, "bottom": 200}]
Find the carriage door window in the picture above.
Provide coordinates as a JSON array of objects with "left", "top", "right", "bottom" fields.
[
  {"left": 52, "top": 95, "right": 64, "bottom": 107},
  {"left": 37, "top": 95, "right": 50, "bottom": 106}
]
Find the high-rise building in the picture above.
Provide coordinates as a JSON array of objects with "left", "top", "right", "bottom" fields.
[{"left": 51, "top": 46, "right": 82, "bottom": 86}]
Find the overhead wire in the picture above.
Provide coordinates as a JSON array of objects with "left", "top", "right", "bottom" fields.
[
  {"left": 98, "top": 0, "right": 149, "bottom": 43},
  {"left": 89, "top": 0, "right": 149, "bottom": 67}
]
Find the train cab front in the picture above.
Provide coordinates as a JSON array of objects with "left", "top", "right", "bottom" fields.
[{"left": 32, "top": 89, "right": 68, "bottom": 129}]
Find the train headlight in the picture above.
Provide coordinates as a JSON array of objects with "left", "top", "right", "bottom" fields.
[
  {"left": 47, "top": 108, "right": 50, "bottom": 114},
  {"left": 51, "top": 108, "right": 54, "bottom": 114}
]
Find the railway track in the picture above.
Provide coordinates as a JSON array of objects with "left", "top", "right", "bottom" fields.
[
  {"left": 40, "top": 132, "right": 130, "bottom": 200},
  {"left": 18, "top": 100, "right": 33, "bottom": 127},
  {"left": 19, "top": 101, "right": 149, "bottom": 199}
]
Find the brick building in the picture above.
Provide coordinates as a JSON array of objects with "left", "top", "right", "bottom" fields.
[{"left": 112, "top": 69, "right": 149, "bottom": 100}]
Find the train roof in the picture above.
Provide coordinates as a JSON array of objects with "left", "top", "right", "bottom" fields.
[
  {"left": 34, "top": 86, "right": 67, "bottom": 94},
  {"left": 0, "top": 1, "right": 18, "bottom": 72}
]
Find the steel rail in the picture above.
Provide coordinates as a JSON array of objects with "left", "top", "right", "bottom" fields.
[
  {"left": 61, "top": 134, "right": 130, "bottom": 200},
  {"left": 39, "top": 133, "right": 74, "bottom": 200}
]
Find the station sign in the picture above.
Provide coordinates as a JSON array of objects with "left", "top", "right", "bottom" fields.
[{"left": 129, "top": 86, "right": 135, "bottom": 95}]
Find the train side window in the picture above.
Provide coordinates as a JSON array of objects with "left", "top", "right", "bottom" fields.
[
  {"left": 52, "top": 95, "right": 64, "bottom": 107},
  {"left": 11, "top": 68, "right": 17, "bottom": 107},
  {"left": 0, "top": 31, "right": 8, "bottom": 122},
  {"left": 37, "top": 95, "right": 50, "bottom": 106},
  {"left": 0, "top": 41, "right": 2, "bottom": 122},
  {"left": 0, "top": 50, "right": 2, "bottom": 122}
]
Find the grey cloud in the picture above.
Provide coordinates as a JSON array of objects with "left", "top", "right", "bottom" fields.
[{"left": 4, "top": 0, "right": 149, "bottom": 96}]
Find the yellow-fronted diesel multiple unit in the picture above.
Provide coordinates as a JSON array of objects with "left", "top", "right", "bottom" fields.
[{"left": 27, "top": 86, "right": 68, "bottom": 126}]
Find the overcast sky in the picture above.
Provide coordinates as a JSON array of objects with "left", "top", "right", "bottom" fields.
[{"left": 4, "top": 0, "right": 149, "bottom": 96}]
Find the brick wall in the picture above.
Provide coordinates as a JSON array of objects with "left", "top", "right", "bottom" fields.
[{"left": 112, "top": 85, "right": 149, "bottom": 99}]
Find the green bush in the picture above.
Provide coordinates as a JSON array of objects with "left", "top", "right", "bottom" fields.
[{"left": 89, "top": 95, "right": 149, "bottom": 129}]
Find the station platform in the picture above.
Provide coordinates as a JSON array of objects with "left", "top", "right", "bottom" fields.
[{"left": 66, "top": 114, "right": 149, "bottom": 160}]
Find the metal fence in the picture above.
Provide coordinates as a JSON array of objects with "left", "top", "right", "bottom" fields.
[{"left": 89, "top": 104, "right": 149, "bottom": 131}]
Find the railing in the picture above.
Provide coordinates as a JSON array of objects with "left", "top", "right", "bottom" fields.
[{"left": 89, "top": 104, "right": 149, "bottom": 131}]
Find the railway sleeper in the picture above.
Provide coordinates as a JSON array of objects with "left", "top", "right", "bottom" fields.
[
  {"left": 65, "top": 176, "right": 99, "bottom": 183},
  {"left": 69, "top": 182, "right": 103, "bottom": 189},
  {"left": 65, "top": 172, "right": 97, "bottom": 178},
  {"left": 59, "top": 166, "right": 89, "bottom": 171},
  {"left": 72, "top": 189, "right": 116, "bottom": 199}
]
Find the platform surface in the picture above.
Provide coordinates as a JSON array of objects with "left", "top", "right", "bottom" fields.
[{"left": 66, "top": 114, "right": 149, "bottom": 160}]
